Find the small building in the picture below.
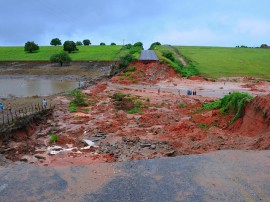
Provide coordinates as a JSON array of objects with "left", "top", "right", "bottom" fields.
[{"left": 138, "top": 50, "right": 159, "bottom": 63}]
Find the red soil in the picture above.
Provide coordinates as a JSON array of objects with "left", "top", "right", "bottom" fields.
[
  {"left": 1, "top": 61, "right": 270, "bottom": 166},
  {"left": 111, "top": 62, "right": 179, "bottom": 84},
  {"left": 233, "top": 94, "right": 270, "bottom": 137}
]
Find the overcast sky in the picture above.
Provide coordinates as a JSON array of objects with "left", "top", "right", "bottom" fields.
[{"left": 1, "top": 0, "right": 270, "bottom": 48}]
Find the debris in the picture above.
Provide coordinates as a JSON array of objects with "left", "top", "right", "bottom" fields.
[
  {"left": 47, "top": 146, "right": 74, "bottom": 155},
  {"left": 83, "top": 139, "right": 98, "bottom": 148}
]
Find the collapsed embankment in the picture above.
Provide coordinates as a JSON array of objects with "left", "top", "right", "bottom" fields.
[
  {"left": 233, "top": 94, "right": 270, "bottom": 136},
  {"left": 0, "top": 61, "right": 270, "bottom": 166}
]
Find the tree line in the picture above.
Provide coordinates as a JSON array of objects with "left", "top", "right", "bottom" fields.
[{"left": 23, "top": 38, "right": 119, "bottom": 66}]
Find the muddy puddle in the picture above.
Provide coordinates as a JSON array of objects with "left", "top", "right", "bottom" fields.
[{"left": 0, "top": 77, "right": 79, "bottom": 98}]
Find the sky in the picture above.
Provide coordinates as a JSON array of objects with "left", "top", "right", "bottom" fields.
[{"left": 1, "top": 0, "right": 270, "bottom": 49}]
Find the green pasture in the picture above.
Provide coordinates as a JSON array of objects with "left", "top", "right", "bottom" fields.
[
  {"left": 175, "top": 46, "right": 270, "bottom": 78},
  {"left": 0, "top": 45, "right": 128, "bottom": 61}
]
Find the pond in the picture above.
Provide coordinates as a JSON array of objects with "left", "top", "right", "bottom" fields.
[{"left": 0, "top": 77, "right": 79, "bottom": 98}]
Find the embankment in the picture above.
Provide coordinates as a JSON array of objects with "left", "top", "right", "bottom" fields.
[{"left": 235, "top": 94, "right": 270, "bottom": 136}]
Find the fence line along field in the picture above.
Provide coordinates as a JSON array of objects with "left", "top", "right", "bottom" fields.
[
  {"left": 0, "top": 45, "right": 128, "bottom": 61},
  {"left": 176, "top": 46, "right": 270, "bottom": 78}
]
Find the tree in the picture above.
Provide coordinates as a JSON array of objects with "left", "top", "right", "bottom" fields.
[
  {"left": 149, "top": 42, "right": 161, "bottom": 50},
  {"left": 50, "top": 51, "right": 71, "bottom": 66},
  {"left": 100, "top": 42, "right": 106, "bottom": 46},
  {"left": 133, "top": 42, "right": 143, "bottom": 48},
  {"left": 260, "top": 44, "right": 268, "bottom": 48},
  {"left": 76, "top": 41, "right": 83, "bottom": 46},
  {"left": 50, "top": 38, "right": 61, "bottom": 46},
  {"left": 83, "top": 39, "right": 91, "bottom": 46},
  {"left": 124, "top": 44, "right": 132, "bottom": 49},
  {"left": 63, "top": 41, "right": 77, "bottom": 53},
  {"left": 24, "top": 41, "right": 39, "bottom": 53},
  {"left": 111, "top": 42, "right": 116, "bottom": 45}
]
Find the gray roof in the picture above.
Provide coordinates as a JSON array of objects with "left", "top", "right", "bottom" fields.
[{"left": 138, "top": 50, "right": 159, "bottom": 61}]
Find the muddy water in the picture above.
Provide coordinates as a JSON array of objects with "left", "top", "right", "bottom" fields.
[{"left": 0, "top": 78, "right": 79, "bottom": 98}]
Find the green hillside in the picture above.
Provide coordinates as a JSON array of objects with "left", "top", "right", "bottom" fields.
[
  {"left": 0, "top": 45, "right": 128, "bottom": 61},
  {"left": 175, "top": 46, "right": 270, "bottom": 78}
]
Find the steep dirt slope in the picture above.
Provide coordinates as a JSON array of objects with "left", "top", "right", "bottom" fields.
[
  {"left": 111, "top": 62, "right": 179, "bottom": 84},
  {"left": 235, "top": 94, "right": 270, "bottom": 136}
]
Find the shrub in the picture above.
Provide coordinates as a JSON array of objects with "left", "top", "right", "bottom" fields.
[
  {"left": 128, "top": 108, "right": 141, "bottom": 114},
  {"left": 162, "top": 51, "right": 174, "bottom": 61},
  {"left": 50, "top": 51, "right": 71, "bottom": 66},
  {"left": 134, "top": 99, "right": 142, "bottom": 108},
  {"left": 100, "top": 42, "right": 106, "bottom": 45},
  {"left": 123, "top": 44, "right": 132, "bottom": 49},
  {"left": 178, "top": 102, "right": 186, "bottom": 108},
  {"left": 203, "top": 92, "right": 253, "bottom": 123},
  {"left": 71, "top": 93, "right": 88, "bottom": 107},
  {"left": 69, "top": 89, "right": 82, "bottom": 96},
  {"left": 197, "top": 123, "right": 209, "bottom": 129},
  {"left": 119, "top": 54, "right": 134, "bottom": 69},
  {"left": 180, "top": 66, "right": 199, "bottom": 78},
  {"left": 129, "top": 46, "right": 142, "bottom": 54},
  {"left": 127, "top": 66, "right": 136, "bottom": 72},
  {"left": 68, "top": 103, "right": 78, "bottom": 112},
  {"left": 149, "top": 42, "right": 161, "bottom": 50},
  {"left": 69, "top": 89, "right": 88, "bottom": 107},
  {"left": 112, "top": 93, "right": 127, "bottom": 101},
  {"left": 49, "top": 134, "right": 58, "bottom": 143},
  {"left": 111, "top": 93, "right": 143, "bottom": 114}
]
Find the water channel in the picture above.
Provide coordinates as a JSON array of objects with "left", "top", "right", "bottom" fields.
[{"left": 0, "top": 77, "right": 79, "bottom": 98}]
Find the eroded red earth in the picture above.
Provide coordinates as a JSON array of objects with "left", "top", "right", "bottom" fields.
[{"left": 1, "top": 62, "right": 270, "bottom": 166}]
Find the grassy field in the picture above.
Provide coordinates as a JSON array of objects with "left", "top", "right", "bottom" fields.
[
  {"left": 0, "top": 45, "right": 129, "bottom": 61},
  {"left": 175, "top": 46, "right": 270, "bottom": 78}
]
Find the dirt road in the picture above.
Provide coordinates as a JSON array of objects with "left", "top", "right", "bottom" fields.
[{"left": 108, "top": 78, "right": 270, "bottom": 98}]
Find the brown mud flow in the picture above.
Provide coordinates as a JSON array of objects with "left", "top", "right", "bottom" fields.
[{"left": 0, "top": 61, "right": 269, "bottom": 166}]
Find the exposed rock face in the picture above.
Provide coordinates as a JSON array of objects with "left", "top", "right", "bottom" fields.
[{"left": 237, "top": 94, "right": 270, "bottom": 136}]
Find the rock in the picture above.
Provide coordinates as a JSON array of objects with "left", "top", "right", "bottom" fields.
[
  {"left": 150, "top": 144, "right": 156, "bottom": 150},
  {"left": 20, "top": 158, "right": 28, "bottom": 162},
  {"left": 166, "top": 150, "right": 176, "bottom": 157},
  {"left": 140, "top": 143, "right": 151, "bottom": 148},
  {"left": 34, "top": 155, "right": 46, "bottom": 160}
]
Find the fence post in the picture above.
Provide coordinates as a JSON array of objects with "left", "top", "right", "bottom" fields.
[{"left": 11, "top": 112, "right": 13, "bottom": 122}]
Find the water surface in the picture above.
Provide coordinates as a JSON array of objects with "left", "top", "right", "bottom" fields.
[{"left": 0, "top": 78, "right": 78, "bottom": 98}]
